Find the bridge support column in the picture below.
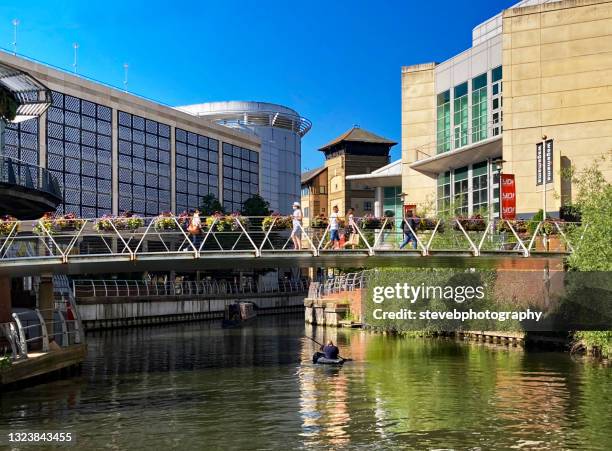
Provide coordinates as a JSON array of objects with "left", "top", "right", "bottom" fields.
[
  {"left": 39, "top": 275, "right": 54, "bottom": 340},
  {"left": 0, "top": 277, "right": 12, "bottom": 323}
]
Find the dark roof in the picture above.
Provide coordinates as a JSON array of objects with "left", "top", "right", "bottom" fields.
[
  {"left": 319, "top": 126, "right": 397, "bottom": 151},
  {"left": 301, "top": 165, "right": 326, "bottom": 184}
]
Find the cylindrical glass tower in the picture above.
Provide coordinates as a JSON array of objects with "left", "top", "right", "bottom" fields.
[{"left": 177, "top": 101, "right": 311, "bottom": 214}]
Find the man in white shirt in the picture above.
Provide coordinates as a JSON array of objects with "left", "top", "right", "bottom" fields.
[{"left": 328, "top": 205, "right": 340, "bottom": 249}]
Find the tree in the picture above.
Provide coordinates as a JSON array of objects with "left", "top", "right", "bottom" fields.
[
  {"left": 241, "top": 194, "right": 271, "bottom": 216},
  {"left": 566, "top": 153, "right": 612, "bottom": 271},
  {"left": 199, "top": 194, "right": 224, "bottom": 215}
]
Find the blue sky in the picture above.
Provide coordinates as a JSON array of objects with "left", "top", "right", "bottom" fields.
[{"left": 1, "top": 0, "right": 511, "bottom": 171}]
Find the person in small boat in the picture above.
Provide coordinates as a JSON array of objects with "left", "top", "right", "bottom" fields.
[{"left": 321, "top": 340, "right": 340, "bottom": 360}]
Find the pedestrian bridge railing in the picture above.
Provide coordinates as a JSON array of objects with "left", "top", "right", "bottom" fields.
[
  {"left": 72, "top": 278, "right": 309, "bottom": 299},
  {"left": 0, "top": 215, "right": 583, "bottom": 270},
  {"left": 0, "top": 298, "right": 84, "bottom": 361},
  {"left": 309, "top": 270, "right": 374, "bottom": 300}
]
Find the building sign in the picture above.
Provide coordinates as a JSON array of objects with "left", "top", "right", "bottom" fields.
[
  {"left": 536, "top": 142, "right": 543, "bottom": 186},
  {"left": 501, "top": 174, "right": 516, "bottom": 220},
  {"left": 545, "top": 139, "right": 553, "bottom": 184}
]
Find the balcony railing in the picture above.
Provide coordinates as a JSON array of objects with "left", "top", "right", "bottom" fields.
[
  {"left": 0, "top": 155, "right": 62, "bottom": 199},
  {"left": 414, "top": 120, "right": 503, "bottom": 163}
]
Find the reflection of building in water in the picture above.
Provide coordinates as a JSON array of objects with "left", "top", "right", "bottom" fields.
[{"left": 298, "top": 326, "right": 351, "bottom": 447}]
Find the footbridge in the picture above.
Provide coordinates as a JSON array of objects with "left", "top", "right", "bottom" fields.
[{"left": 0, "top": 215, "right": 581, "bottom": 276}]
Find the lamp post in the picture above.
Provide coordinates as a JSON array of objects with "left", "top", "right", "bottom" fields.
[
  {"left": 492, "top": 158, "right": 505, "bottom": 220},
  {"left": 12, "top": 19, "right": 19, "bottom": 55}
]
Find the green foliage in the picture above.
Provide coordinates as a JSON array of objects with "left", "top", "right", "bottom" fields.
[
  {"left": 574, "top": 331, "right": 612, "bottom": 359},
  {"left": 0, "top": 355, "right": 11, "bottom": 369},
  {"left": 241, "top": 194, "right": 270, "bottom": 216},
  {"left": 364, "top": 268, "right": 523, "bottom": 333},
  {"left": 0, "top": 87, "right": 19, "bottom": 122},
  {"left": 199, "top": 194, "right": 224, "bottom": 216},
  {"left": 566, "top": 154, "right": 612, "bottom": 271}
]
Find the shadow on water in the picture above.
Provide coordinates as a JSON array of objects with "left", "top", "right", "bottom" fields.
[{"left": 0, "top": 314, "right": 610, "bottom": 450}]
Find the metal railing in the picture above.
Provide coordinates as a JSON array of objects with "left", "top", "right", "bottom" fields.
[
  {"left": 0, "top": 155, "right": 62, "bottom": 199},
  {"left": 72, "top": 278, "right": 309, "bottom": 299},
  {"left": 0, "top": 215, "right": 582, "bottom": 270},
  {"left": 0, "top": 298, "right": 84, "bottom": 361},
  {"left": 310, "top": 270, "right": 374, "bottom": 300},
  {"left": 414, "top": 119, "right": 503, "bottom": 162}
]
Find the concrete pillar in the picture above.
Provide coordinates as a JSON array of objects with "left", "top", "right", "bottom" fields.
[
  {"left": 38, "top": 275, "right": 54, "bottom": 340},
  {"left": 0, "top": 277, "right": 12, "bottom": 324},
  {"left": 374, "top": 186, "right": 383, "bottom": 217}
]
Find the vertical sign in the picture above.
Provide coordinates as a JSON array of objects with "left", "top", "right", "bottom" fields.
[
  {"left": 536, "top": 142, "right": 543, "bottom": 186},
  {"left": 501, "top": 174, "right": 516, "bottom": 220},
  {"left": 545, "top": 139, "right": 553, "bottom": 184}
]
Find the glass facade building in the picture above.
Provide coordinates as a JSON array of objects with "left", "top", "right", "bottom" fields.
[
  {"left": 175, "top": 128, "right": 219, "bottom": 213},
  {"left": 431, "top": 65, "right": 504, "bottom": 216},
  {"left": 222, "top": 143, "right": 259, "bottom": 213},
  {"left": 47, "top": 92, "right": 113, "bottom": 217}
]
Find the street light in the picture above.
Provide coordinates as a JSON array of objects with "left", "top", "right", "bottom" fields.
[
  {"left": 492, "top": 158, "right": 506, "bottom": 220},
  {"left": 12, "top": 19, "right": 19, "bottom": 55}
]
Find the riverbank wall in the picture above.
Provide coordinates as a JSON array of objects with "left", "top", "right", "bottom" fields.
[{"left": 78, "top": 293, "right": 306, "bottom": 330}]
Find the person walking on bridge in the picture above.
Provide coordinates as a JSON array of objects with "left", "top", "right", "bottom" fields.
[{"left": 291, "top": 202, "right": 303, "bottom": 250}]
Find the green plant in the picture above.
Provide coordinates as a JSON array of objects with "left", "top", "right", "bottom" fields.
[
  {"left": 33, "top": 213, "right": 85, "bottom": 235},
  {"left": 241, "top": 194, "right": 270, "bottom": 216},
  {"left": 0, "top": 87, "right": 19, "bottom": 122},
  {"left": 311, "top": 214, "right": 328, "bottom": 229},
  {"left": 261, "top": 215, "right": 291, "bottom": 231},
  {"left": 199, "top": 194, "right": 224, "bottom": 215},
  {"left": 0, "top": 215, "right": 18, "bottom": 236},
  {"left": 0, "top": 355, "right": 11, "bottom": 369},
  {"left": 153, "top": 212, "right": 180, "bottom": 231}
]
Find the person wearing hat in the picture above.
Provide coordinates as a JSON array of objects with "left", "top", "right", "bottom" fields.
[{"left": 291, "top": 201, "right": 303, "bottom": 250}]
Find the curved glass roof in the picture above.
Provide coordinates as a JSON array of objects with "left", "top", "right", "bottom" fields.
[{"left": 0, "top": 61, "right": 51, "bottom": 123}]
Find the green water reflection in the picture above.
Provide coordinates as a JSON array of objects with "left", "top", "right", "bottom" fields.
[{"left": 0, "top": 316, "right": 609, "bottom": 450}]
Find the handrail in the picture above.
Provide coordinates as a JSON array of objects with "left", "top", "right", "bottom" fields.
[
  {"left": 0, "top": 155, "right": 62, "bottom": 199},
  {"left": 0, "top": 215, "right": 582, "bottom": 267},
  {"left": 72, "top": 277, "right": 310, "bottom": 299}
]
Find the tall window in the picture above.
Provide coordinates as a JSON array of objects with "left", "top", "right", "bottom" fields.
[
  {"left": 5, "top": 119, "right": 38, "bottom": 165},
  {"left": 436, "top": 90, "right": 451, "bottom": 153},
  {"left": 437, "top": 171, "right": 451, "bottom": 215},
  {"left": 472, "top": 161, "right": 488, "bottom": 214},
  {"left": 175, "top": 128, "right": 219, "bottom": 213},
  {"left": 47, "top": 91, "right": 112, "bottom": 217},
  {"left": 453, "top": 166, "right": 469, "bottom": 215},
  {"left": 222, "top": 143, "right": 259, "bottom": 212},
  {"left": 118, "top": 111, "right": 171, "bottom": 216},
  {"left": 453, "top": 82, "right": 468, "bottom": 149},
  {"left": 472, "top": 73, "right": 488, "bottom": 143},
  {"left": 492, "top": 66, "right": 503, "bottom": 136}
]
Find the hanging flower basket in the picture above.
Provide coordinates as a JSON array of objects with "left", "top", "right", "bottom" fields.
[
  {"left": 311, "top": 215, "right": 328, "bottom": 229},
  {"left": 357, "top": 215, "right": 393, "bottom": 230},
  {"left": 94, "top": 214, "right": 144, "bottom": 232},
  {"left": 261, "top": 214, "right": 292, "bottom": 231},
  {"left": 453, "top": 214, "right": 487, "bottom": 232},
  {"left": 496, "top": 219, "right": 528, "bottom": 234},
  {"left": 33, "top": 213, "right": 85, "bottom": 235},
  {"left": 0, "top": 215, "right": 18, "bottom": 236},
  {"left": 154, "top": 212, "right": 180, "bottom": 231}
]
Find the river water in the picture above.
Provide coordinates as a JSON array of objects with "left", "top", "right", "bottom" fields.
[{"left": 1, "top": 315, "right": 610, "bottom": 450}]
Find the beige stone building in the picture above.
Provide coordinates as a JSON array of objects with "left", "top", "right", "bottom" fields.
[
  {"left": 401, "top": 0, "right": 612, "bottom": 218},
  {"left": 300, "top": 126, "right": 398, "bottom": 224}
]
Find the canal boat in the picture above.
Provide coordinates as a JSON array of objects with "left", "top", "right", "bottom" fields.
[
  {"left": 312, "top": 352, "right": 345, "bottom": 365},
  {"left": 222, "top": 302, "right": 257, "bottom": 328}
]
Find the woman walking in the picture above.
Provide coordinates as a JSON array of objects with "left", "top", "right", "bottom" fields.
[{"left": 291, "top": 202, "right": 303, "bottom": 250}]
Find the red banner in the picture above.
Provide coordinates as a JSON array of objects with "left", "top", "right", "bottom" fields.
[{"left": 501, "top": 174, "right": 516, "bottom": 220}]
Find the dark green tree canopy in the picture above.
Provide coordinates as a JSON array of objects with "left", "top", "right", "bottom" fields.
[
  {"left": 199, "top": 194, "right": 224, "bottom": 215},
  {"left": 241, "top": 194, "right": 271, "bottom": 216}
]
